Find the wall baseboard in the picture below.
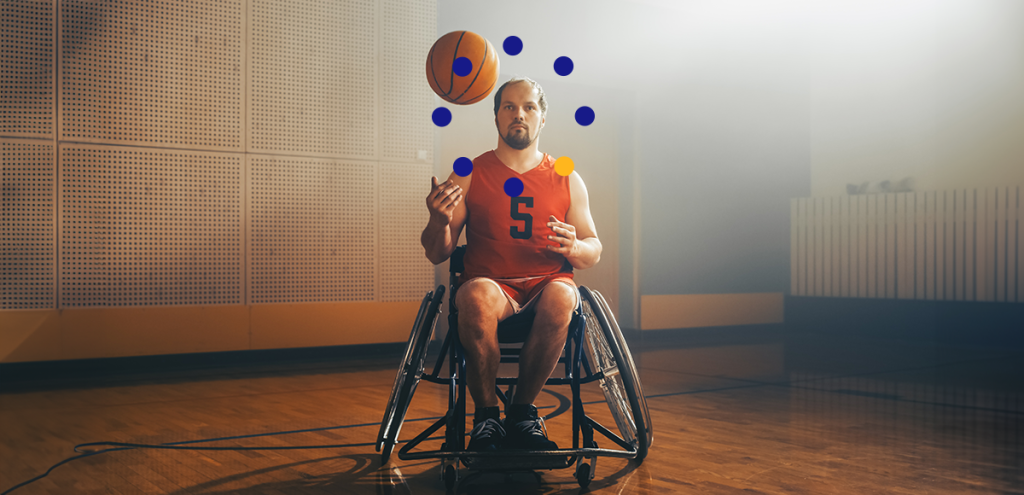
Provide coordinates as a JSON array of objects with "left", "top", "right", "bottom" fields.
[
  {"left": 640, "top": 293, "right": 784, "bottom": 330},
  {"left": 0, "top": 301, "right": 423, "bottom": 363},
  {"left": 622, "top": 324, "right": 786, "bottom": 350},
  {"left": 0, "top": 341, "right": 424, "bottom": 392}
]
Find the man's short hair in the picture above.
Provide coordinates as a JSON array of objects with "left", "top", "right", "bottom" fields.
[{"left": 493, "top": 77, "right": 547, "bottom": 117}]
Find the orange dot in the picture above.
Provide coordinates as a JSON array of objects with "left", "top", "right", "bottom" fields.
[{"left": 554, "top": 156, "right": 574, "bottom": 176}]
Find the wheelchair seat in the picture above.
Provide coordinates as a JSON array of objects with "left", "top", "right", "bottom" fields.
[{"left": 376, "top": 245, "right": 652, "bottom": 489}]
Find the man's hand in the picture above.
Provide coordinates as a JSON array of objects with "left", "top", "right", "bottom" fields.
[
  {"left": 427, "top": 176, "right": 462, "bottom": 227},
  {"left": 546, "top": 215, "right": 580, "bottom": 259}
]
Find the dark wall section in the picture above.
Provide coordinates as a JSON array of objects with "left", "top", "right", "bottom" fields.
[{"left": 787, "top": 296, "right": 1024, "bottom": 349}]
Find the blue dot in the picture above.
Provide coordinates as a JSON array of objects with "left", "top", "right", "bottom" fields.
[
  {"left": 453, "top": 157, "right": 473, "bottom": 177},
  {"left": 432, "top": 107, "right": 452, "bottom": 127},
  {"left": 575, "top": 106, "right": 595, "bottom": 126},
  {"left": 504, "top": 177, "right": 524, "bottom": 197},
  {"left": 453, "top": 57, "right": 472, "bottom": 77},
  {"left": 503, "top": 36, "right": 523, "bottom": 56},
  {"left": 554, "top": 56, "right": 574, "bottom": 76}
]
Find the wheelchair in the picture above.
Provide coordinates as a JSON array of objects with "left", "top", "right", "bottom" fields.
[{"left": 376, "top": 246, "right": 652, "bottom": 489}]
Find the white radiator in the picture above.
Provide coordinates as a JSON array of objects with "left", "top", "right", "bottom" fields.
[{"left": 790, "top": 188, "right": 1023, "bottom": 302}]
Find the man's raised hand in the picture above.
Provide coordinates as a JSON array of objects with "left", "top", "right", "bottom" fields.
[
  {"left": 546, "top": 215, "right": 580, "bottom": 258},
  {"left": 426, "top": 176, "right": 462, "bottom": 227}
]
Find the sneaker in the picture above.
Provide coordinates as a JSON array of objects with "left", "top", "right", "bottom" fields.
[
  {"left": 467, "top": 418, "right": 505, "bottom": 451},
  {"left": 504, "top": 404, "right": 558, "bottom": 450}
]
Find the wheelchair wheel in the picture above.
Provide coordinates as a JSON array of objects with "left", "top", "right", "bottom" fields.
[
  {"left": 442, "top": 464, "right": 457, "bottom": 491},
  {"left": 576, "top": 462, "right": 592, "bottom": 488},
  {"left": 579, "top": 286, "right": 652, "bottom": 463},
  {"left": 592, "top": 289, "right": 653, "bottom": 456},
  {"left": 376, "top": 286, "right": 445, "bottom": 464}
]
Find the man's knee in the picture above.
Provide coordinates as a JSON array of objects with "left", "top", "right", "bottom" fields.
[
  {"left": 535, "top": 282, "right": 577, "bottom": 323},
  {"left": 456, "top": 279, "right": 508, "bottom": 319}
]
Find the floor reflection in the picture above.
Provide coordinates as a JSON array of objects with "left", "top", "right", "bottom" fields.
[{"left": 629, "top": 330, "right": 1023, "bottom": 493}]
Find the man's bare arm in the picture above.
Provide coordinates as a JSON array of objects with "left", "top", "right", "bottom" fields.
[
  {"left": 421, "top": 173, "right": 470, "bottom": 265},
  {"left": 547, "top": 171, "right": 601, "bottom": 270},
  {"left": 572, "top": 237, "right": 603, "bottom": 270}
]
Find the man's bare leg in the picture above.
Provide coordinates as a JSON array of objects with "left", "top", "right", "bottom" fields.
[
  {"left": 513, "top": 281, "right": 576, "bottom": 405},
  {"left": 457, "top": 278, "right": 515, "bottom": 450},
  {"left": 455, "top": 278, "right": 514, "bottom": 408},
  {"left": 504, "top": 280, "right": 575, "bottom": 449}
]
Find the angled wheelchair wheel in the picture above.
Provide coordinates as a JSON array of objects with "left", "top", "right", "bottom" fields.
[
  {"left": 580, "top": 286, "right": 652, "bottom": 463},
  {"left": 592, "top": 289, "right": 653, "bottom": 456},
  {"left": 377, "top": 285, "right": 445, "bottom": 464}
]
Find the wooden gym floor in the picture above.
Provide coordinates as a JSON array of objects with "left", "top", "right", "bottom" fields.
[{"left": 1, "top": 330, "right": 1022, "bottom": 494}]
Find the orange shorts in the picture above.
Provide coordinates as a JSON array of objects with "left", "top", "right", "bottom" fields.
[{"left": 459, "top": 273, "right": 578, "bottom": 316}]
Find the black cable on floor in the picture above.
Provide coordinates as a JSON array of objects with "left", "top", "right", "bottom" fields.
[
  {"left": 1, "top": 400, "right": 572, "bottom": 495},
  {"left": 1, "top": 416, "right": 438, "bottom": 495}
]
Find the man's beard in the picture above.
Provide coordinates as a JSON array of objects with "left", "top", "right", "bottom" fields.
[{"left": 501, "top": 125, "right": 535, "bottom": 150}]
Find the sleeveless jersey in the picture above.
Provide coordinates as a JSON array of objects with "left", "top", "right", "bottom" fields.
[{"left": 462, "top": 150, "right": 573, "bottom": 280}]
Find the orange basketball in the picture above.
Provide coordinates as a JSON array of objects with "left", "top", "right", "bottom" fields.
[{"left": 426, "top": 31, "right": 500, "bottom": 105}]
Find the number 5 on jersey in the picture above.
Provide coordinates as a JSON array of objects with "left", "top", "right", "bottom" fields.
[{"left": 510, "top": 196, "right": 533, "bottom": 239}]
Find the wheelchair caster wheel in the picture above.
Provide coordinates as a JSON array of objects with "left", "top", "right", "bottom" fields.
[
  {"left": 576, "top": 462, "right": 592, "bottom": 488},
  {"left": 443, "top": 464, "right": 457, "bottom": 491}
]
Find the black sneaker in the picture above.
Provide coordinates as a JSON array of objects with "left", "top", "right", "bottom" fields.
[
  {"left": 467, "top": 418, "right": 505, "bottom": 451},
  {"left": 504, "top": 404, "right": 558, "bottom": 450}
]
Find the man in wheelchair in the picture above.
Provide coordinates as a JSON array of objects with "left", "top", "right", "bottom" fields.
[{"left": 421, "top": 77, "right": 602, "bottom": 452}]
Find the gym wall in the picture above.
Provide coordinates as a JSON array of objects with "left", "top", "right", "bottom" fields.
[
  {"left": 791, "top": 189, "right": 1023, "bottom": 303},
  {"left": 807, "top": 1, "right": 1024, "bottom": 197},
  {"left": 631, "top": 16, "right": 808, "bottom": 332},
  {"left": 0, "top": 0, "right": 438, "bottom": 363},
  {"left": 789, "top": 1, "right": 1024, "bottom": 347},
  {"left": 786, "top": 187, "right": 1024, "bottom": 348}
]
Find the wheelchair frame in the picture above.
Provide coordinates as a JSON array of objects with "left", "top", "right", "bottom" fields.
[{"left": 376, "top": 247, "right": 652, "bottom": 489}]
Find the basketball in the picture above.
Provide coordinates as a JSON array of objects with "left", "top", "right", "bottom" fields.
[{"left": 426, "top": 31, "right": 499, "bottom": 105}]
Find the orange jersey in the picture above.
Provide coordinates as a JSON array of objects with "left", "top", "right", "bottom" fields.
[{"left": 461, "top": 150, "right": 573, "bottom": 280}]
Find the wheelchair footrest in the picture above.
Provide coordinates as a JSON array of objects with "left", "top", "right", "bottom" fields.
[
  {"left": 398, "top": 446, "right": 634, "bottom": 464},
  {"left": 462, "top": 453, "right": 572, "bottom": 471}
]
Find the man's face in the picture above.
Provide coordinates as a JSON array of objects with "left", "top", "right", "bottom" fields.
[{"left": 495, "top": 82, "right": 545, "bottom": 150}]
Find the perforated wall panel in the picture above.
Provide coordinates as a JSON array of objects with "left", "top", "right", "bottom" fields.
[
  {"left": 381, "top": 0, "right": 436, "bottom": 163},
  {"left": 1, "top": 141, "right": 55, "bottom": 309},
  {"left": 60, "top": 0, "right": 244, "bottom": 150},
  {"left": 60, "top": 145, "right": 243, "bottom": 307},
  {"left": 1, "top": 1, "right": 54, "bottom": 138},
  {"left": 248, "top": 0, "right": 378, "bottom": 158},
  {"left": 380, "top": 163, "right": 433, "bottom": 301},
  {"left": 249, "top": 156, "right": 377, "bottom": 303}
]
